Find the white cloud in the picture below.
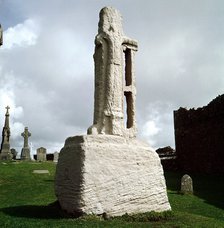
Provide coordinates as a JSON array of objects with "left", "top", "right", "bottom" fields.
[
  {"left": 11, "top": 122, "right": 24, "bottom": 140},
  {"left": 2, "top": 19, "right": 39, "bottom": 49},
  {"left": 1, "top": 1, "right": 224, "bottom": 154},
  {"left": 141, "top": 120, "right": 160, "bottom": 146},
  {"left": 0, "top": 72, "right": 25, "bottom": 149}
]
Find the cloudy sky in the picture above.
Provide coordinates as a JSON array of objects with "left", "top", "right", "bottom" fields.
[{"left": 0, "top": 0, "right": 224, "bottom": 156}]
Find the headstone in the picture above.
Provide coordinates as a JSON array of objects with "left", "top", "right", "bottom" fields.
[
  {"left": 10, "top": 148, "right": 18, "bottom": 160},
  {"left": 181, "top": 174, "right": 193, "bottom": 194},
  {"left": 0, "top": 24, "right": 2, "bottom": 46},
  {"left": 36, "top": 147, "right": 47, "bottom": 162},
  {"left": 20, "top": 127, "right": 31, "bottom": 160},
  {"left": 53, "top": 151, "right": 59, "bottom": 163},
  {"left": 0, "top": 106, "right": 12, "bottom": 160},
  {"left": 55, "top": 7, "right": 171, "bottom": 217}
]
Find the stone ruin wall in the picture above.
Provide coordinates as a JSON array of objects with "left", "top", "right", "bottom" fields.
[
  {"left": 174, "top": 94, "right": 224, "bottom": 174},
  {"left": 156, "top": 146, "right": 177, "bottom": 171}
]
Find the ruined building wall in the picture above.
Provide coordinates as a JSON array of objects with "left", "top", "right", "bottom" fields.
[{"left": 174, "top": 94, "right": 224, "bottom": 174}]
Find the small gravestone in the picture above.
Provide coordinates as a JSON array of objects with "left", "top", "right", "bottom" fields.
[
  {"left": 53, "top": 151, "right": 59, "bottom": 163},
  {"left": 36, "top": 147, "right": 47, "bottom": 162},
  {"left": 11, "top": 148, "right": 18, "bottom": 160},
  {"left": 181, "top": 174, "right": 193, "bottom": 194}
]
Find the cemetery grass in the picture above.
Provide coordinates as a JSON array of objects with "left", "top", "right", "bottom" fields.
[{"left": 0, "top": 162, "right": 223, "bottom": 227}]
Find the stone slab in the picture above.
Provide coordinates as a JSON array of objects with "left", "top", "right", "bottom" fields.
[
  {"left": 55, "top": 135, "right": 171, "bottom": 216},
  {"left": 33, "top": 170, "right": 49, "bottom": 174}
]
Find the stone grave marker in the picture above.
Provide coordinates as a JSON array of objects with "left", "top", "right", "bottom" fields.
[
  {"left": 181, "top": 174, "right": 193, "bottom": 194},
  {"left": 37, "top": 147, "right": 47, "bottom": 162},
  {"left": 10, "top": 148, "right": 18, "bottom": 160},
  {"left": 53, "top": 151, "right": 59, "bottom": 163}
]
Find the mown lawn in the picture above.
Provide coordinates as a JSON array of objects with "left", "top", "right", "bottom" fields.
[{"left": 0, "top": 161, "right": 223, "bottom": 227}]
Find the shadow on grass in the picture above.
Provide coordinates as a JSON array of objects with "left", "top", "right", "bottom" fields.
[
  {"left": 44, "top": 179, "right": 54, "bottom": 182},
  {"left": 192, "top": 174, "right": 224, "bottom": 210},
  {"left": 165, "top": 171, "right": 224, "bottom": 210},
  {"left": 0, "top": 202, "right": 65, "bottom": 219}
]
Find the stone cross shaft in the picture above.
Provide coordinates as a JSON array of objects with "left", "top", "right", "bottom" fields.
[
  {"left": 88, "top": 7, "right": 138, "bottom": 138},
  {"left": 3, "top": 106, "right": 10, "bottom": 143},
  {"left": 21, "top": 127, "right": 31, "bottom": 148}
]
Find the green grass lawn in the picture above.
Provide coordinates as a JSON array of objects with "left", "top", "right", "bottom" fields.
[{"left": 0, "top": 161, "right": 223, "bottom": 227}]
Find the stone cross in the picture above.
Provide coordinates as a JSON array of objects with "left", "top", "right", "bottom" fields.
[
  {"left": 0, "top": 106, "right": 11, "bottom": 160},
  {"left": 55, "top": 7, "right": 171, "bottom": 216},
  {"left": 3, "top": 106, "right": 10, "bottom": 142},
  {"left": 21, "top": 127, "right": 31, "bottom": 148},
  {"left": 0, "top": 24, "right": 2, "bottom": 46},
  {"left": 6, "top": 105, "right": 10, "bottom": 113},
  {"left": 87, "top": 7, "right": 138, "bottom": 138},
  {"left": 181, "top": 174, "right": 193, "bottom": 194}
]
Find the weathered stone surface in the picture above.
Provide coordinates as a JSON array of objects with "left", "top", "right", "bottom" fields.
[
  {"left": 181, "top": 174, "right": 193, "bottom": 194},
  {"left": 21, "top": 127, "right": 31, "bottom": 160},
  {"left": 36, "top": 147, "right": 47, "bottom": 162},
  {"left": 0, "top": 106, "right": 12, "bottom": 160},
  {"left": 87, "top": 6, "right": 138, "bottom": 138},
  {"left": 11, "top": 148, "right": 18, "bottom": 160},
  {"left": 53, "top": 151, "right": 59, "bottom": 163},
  {"left": 55, "top": 6, "right": 170, "bottom": 216},
  {"left": 55, "top": 135, "right": 171, "bottom": 216}
]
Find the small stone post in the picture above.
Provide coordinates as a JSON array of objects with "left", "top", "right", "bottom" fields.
[
  {"left": 36, "top": 147, "right": 47, "bottom": 162},
  {"left": 181, "top": 174, "right": 193, "bottom": 194},
  {"left": 53, "top": 151, "right": 59, "bottom": 163}
]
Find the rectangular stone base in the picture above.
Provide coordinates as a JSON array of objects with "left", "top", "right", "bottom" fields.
[
  {"left": 55, "top": 135, "right": 171, "bottom": 216},
  {"left": 0, "top": 143, "right": 12, "bottom": 160},
  {"left": 0, "top": 150, "right": 12, "bottom": 160},
  {"left": 21, "top": 147, "right": 31, "bottom": 160}
]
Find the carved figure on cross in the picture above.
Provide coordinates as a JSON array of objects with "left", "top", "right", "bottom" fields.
[{"left": 21, "top": 127, "right": 31, "bottom": 148}]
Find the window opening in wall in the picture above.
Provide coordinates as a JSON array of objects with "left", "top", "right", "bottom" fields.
[
  {"left": 123, "top": 95, "right": 127, "bottom": 128},
  {"left": 124, "top": 48, "right": 132, "bottom": 86},
  {"left": 124, "top": 91, "right": 133, "bottom": 129}
]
